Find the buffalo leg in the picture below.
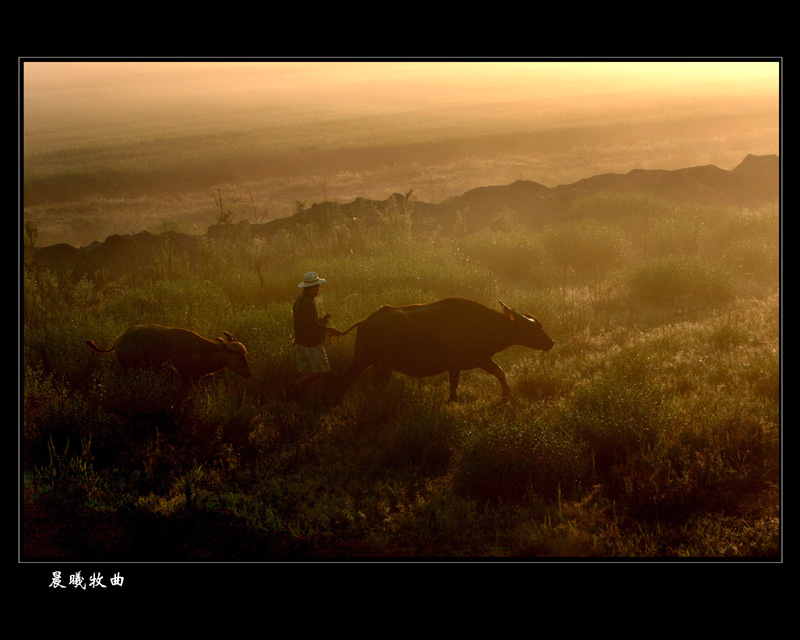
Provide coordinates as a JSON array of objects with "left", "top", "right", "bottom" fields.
[
  {"left": 336, "top": 360, "right": 371, "bottom": 402},
  {"left": 374, "top": 363, "right": 392, "bottom": 389},
  {"left": 479, "top": 359, "right": 511, "bottom": 398},
  {"left": 447, "top": 370, "right": 460, "bottom": 403}
]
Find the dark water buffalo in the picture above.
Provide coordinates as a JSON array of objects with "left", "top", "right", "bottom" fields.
[
  {"left": 337, "top": 298, "right": 554, "bottom": 402},
  {"left": 87, "top": 324, "right": 252, "bottom": 379}
]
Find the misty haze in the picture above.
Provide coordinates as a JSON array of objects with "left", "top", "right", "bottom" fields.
[
  {"left": 23, "top": 60, "right": 777, "bottom": 246},
  {"left": 21, "top": 60, "right": 781, "bottom": 563}
]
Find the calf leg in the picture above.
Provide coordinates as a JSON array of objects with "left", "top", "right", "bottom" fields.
[
  {"left": 479, "top": 359, "right": 511, "bottom": 398},
  {"left": 447, "top": 370, "right": 460, "bottom": 403}
]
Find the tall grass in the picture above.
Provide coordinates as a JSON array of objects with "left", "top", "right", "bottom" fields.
[
  {"left": 627, "top": 255, "right": 738, "bottom": 305},
  {"left": 22, "top": 194, "right": 780, "bottom": 559}
]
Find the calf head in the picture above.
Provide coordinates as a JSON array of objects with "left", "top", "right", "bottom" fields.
[
  {"left": 499, "top": 301, "right": 555, "bottom": 351},
  {"left": 218, "top": 333, "right": 253, "bottom": 377}
]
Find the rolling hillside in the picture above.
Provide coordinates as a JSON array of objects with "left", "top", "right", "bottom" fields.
[{"left": 31, "top": 154, "right": 779, "bottom": 280}]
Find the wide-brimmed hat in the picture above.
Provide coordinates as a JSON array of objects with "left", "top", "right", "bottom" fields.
[{"left": 298, "top": 272, "right": 326, "bottom": 288}]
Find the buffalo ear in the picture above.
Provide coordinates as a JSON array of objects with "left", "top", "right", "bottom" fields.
[{"left": 223, "top": 331, "right": 235, "bottom": 342}]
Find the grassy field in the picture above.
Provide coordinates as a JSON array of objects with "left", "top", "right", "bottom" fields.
[
  {"left": 20, "top": 62, "right": 781, "bottom": 561},
  {"left": 21, "top": 191, "right": 780, "bottom": 560}
]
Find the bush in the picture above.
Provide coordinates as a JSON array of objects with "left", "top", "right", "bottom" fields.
[
  {"left": 23, "top": 367, "right": 133, "bottom": 469},
  {"left": 566, "top": 193, "right": 676, "bottom": 228},
  {"left": 568, "top": 381, "right": 670, "bottom": 471},
  {"left": 718, "top": 236, "right": 779, "bottom": 284},
  {"left": 21, "top": 189, "right": 780, "bottom": 558},
  {"left": 565, "top": 347, "right": 670, "bottom": 471},
  {"left": 452, "top": 417, "right": 590, "bottom": 503},
  {"left": 378, "top": 402, "right": 463, "bottom": 476},
  {"left": 546, "top": 220, "right": 630, "bottom": 274},
  {"left": 648, "top": 217, "right": 702, "bottom": 257},
  {"left": 612, "top": 392, "right": 779, "bottom": 522},
  {"left": 627, "top": 255, "right": 737, "bottom": 306},
  {"left": 457, "top": 231, "right": 556, "bottom": 288},
  {"left": 103, "top": 279, "right": 233, "bottom": 330}
]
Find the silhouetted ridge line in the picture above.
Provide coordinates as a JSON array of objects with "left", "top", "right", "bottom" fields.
[{"left": 31, "top": 155, "right": 779, "bottom": 281}]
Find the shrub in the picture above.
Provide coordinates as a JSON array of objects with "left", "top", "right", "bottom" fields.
[
  {"left": 21, "top": 188, "right": 780, "bottom": 558},
  {"left": 566, "top": 193, "right": 676, "bottom": 227},
  {"left": 627, "top": 255, "right": 737, "bottom": 305},
  {"left": 613, "top": 393, "right": 779, "bottom": 521},
  {"left": 718, "top": 236, "right": 779, "bottom": 284},
  {"left": 452, "top": 417, "right": 590, "bottom": 503},
  {"left": 23, "top": 367, "right": 132, "bottom": 469},
  {"left": 318, "top": 240, "right": 495, "bottom": 302},
  {"left": 648, "top": 217, "right": 702, "bottom": 257},
  {"left": 545, "top": 220, "right": 630, "bottom": 275},
  {"left": 704, "top": 207, "right": 779, "bottom": 252},
  {"left": 378, "top": 403, "right": 463, "bottom": 476},
  {"left": 566, "top": 362, "right": 671, "bottom": 471},
  {"left": 457, "top": 231, "right": 556, "bottom": 288}
]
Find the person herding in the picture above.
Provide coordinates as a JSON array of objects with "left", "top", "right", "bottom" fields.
[{"left": 292, "top": 272, "right": 343, "bottom": 392}]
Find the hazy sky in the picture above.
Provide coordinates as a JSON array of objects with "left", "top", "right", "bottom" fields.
[
  {"left": 22, "top": 59, "right": 780, "bottom": 149},
  {"left": 23, "top": 59, "right": 778, "bottom": 86},
  {"left": 21, "top": 59, "right": 780, "bottom": 246},
  {"left": 23, "top": 59, "right": 779, "bottom": 109}
]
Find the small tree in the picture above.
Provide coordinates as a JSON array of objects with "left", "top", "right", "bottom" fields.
[
  {"left": 24, "top": 220, "right": 39, "bottom": 268},
  {"left": 246, "top": 192, "right": 269, "bottom": 224},
  {"left": 213, "top": 188, "right": 235, "bottom": 225}
]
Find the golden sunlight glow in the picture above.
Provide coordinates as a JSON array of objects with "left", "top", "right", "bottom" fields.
[
  {"left": 22, "top": 58, "right": 780, "bottom": 246},
  {"left": 24, "top": 59, "right": 778, "bottom": 102},
  {"left": 23, "top": 59, "right": 779, "bottom": 142}
]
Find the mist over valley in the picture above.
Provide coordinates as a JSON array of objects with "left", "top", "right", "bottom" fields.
[
  {"left": 23, "top": 60, "right": 779, "bottom": 247},
  {"left": 21, "top": 61, "right": 781, "bottom": 562}
]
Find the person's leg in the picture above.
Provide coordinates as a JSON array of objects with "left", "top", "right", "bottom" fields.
[
  {"left": 295, "top": 345, "right": 331, "bottom": 394},
  {"left": 294, "top": 345, "right": 314, "bottom": 385},
  {"left": 296, "top": 371, "right": 323, "bottom": 386}
]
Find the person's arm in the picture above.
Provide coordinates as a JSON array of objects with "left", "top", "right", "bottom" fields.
[{"left": 321, "top": 313, "right": 343, "bottom": 337}]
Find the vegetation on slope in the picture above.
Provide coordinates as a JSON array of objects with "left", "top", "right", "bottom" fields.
[{"left": 21, "top": 191, "right": 780, "bottom": 560}]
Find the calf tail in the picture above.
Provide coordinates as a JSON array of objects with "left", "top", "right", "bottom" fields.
[{"left": 86, "top": 338, "right": 116, "bottom": 353}]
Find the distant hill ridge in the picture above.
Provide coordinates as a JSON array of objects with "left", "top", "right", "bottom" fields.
[
  {"left": 237, "top": 153, "right": 778, "bottom": 237},
  {"left": 31, "top": 154, "right": 779, "bottom": 280}
]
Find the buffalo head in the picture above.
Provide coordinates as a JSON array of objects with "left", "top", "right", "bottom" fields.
[{"left": 499, "top": 301, "right": 555, "bottom": 351}]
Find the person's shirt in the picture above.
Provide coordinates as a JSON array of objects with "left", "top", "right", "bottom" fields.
[{"left": 292, "top": 293, "right": 328, "bottom": 347}]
